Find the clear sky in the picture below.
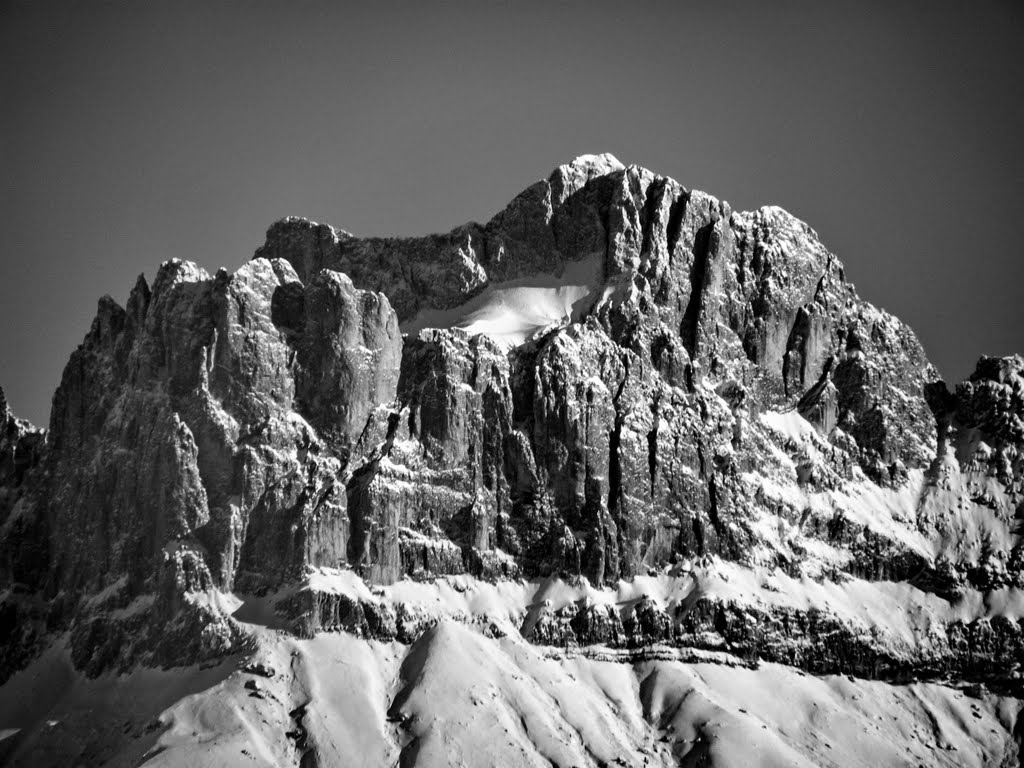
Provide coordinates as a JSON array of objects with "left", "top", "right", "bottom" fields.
[{"left": 2, "top": 1, "right": 1022, "bottom": 426}]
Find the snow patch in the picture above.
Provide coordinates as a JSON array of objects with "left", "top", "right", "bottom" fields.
[
  {"left": 403, "top": 254, "right": 605, "bottom": 348},
  {"left": 761, "top": 409, "right": 817, "bottom": 444}
]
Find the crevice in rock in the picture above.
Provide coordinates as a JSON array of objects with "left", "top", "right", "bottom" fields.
[
  {"left": 707, "top": 475, "right": 723, "bottom": 546},
  {"left": 796, "top": 356, "right": 834, "bottom": 415},
  {"left": 782, "top": 307, "right": 812, "bottom": 397},
  {"left": 608, "top": 414, "right": 623, "bottom": 537},
  {"left": 638, "top": 176, "right": 664, "bottom": 259},
  {"left": 647, "top": 423, "right": 658, "bottom": 501},
  {"left": 344, "top": 411, "right": 401, "bottom": 574},
  {"left": 692, "top": 515, "right": 705, "bottom": 556},
  {"left": 665, "top": 191, "right": 688, "bottom": 260},
  {"left": 680, "top": 222, "right": 714, "bottom": 360}
]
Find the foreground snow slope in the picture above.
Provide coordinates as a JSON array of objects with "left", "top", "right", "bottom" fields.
[{"left": 2, "top": 618, "right": 1019, "bottom": 767}]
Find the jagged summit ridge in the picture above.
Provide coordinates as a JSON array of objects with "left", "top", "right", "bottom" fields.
[
  {"left": 0, "top": 156, "right": 1022, "bottom": 766},
  {"left": 258, "top": 154, "right": 936, "bottom": 471}
]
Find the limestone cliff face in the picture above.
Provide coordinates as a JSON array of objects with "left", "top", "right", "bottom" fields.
[
  {"left": 253, "top": 153, "right": 945, "bottom": 587},
  {"left": 0, "top": 257, "right": 402, "bottom": 673},
  {"left": 0, "top": 155, "right": 1021, "bottom": 690}
]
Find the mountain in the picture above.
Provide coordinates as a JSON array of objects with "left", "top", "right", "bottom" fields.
[{"left": 1, "top": 153, "right": 1022, "bottom": 766}]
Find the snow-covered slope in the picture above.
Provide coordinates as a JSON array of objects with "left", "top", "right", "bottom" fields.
[{"left": 3, "top": 618, "right": 1020, "bottom": 767}]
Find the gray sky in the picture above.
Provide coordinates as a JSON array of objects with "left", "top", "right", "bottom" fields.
[{"left": 2, "top": 1, "right": 1022, "bottom": 426}]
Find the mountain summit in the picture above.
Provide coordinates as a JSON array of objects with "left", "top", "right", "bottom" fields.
[{"left": 1, "top": 157, "right": 1022, "bottom": 766}]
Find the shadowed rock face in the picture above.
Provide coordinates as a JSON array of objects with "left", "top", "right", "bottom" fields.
[{"left": 0, "top": 154, "right": 1021, "bottom": 696}]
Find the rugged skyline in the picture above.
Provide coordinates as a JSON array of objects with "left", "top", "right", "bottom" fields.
[
  {"left": 3, "top": 1, "right": 1024, "bottom": 426},
  {"left": 3, "top": 149, "right": 1023, "bottom": 767}
]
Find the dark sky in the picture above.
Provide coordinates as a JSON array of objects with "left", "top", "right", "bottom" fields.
[{"left": 2, "top": 1, "right": 1022, "bottom": 426}]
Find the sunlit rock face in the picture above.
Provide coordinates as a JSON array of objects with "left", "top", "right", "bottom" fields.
[
  {"left": 1, "top": 155, "right": 1023, "bottom": 767},
  {"left": 251, "top": 153, "right": 950, "bottom": 588}
]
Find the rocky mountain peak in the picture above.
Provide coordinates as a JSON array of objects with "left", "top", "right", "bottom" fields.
[{"left": 1, "top": 156, "right": 1023, "bottom": 766}]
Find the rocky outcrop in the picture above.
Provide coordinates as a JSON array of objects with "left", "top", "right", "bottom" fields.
[
  {"left": 0, "top": 258, "right": 402, "bottom": 679},
  {"left": 943, "top": 355, "right": 1024, "bottom": 481},
  {"left": 0, "top": 154, "right": 1021, "bottom": 697},
  {"left": 0, "top": 387, "right": 47, "bottom": 679}
]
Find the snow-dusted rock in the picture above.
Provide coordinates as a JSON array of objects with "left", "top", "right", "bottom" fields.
[{"left": 1, "top": 155, "right": 1023, "bottom": 766}]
